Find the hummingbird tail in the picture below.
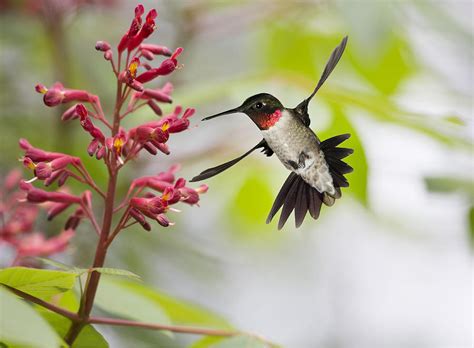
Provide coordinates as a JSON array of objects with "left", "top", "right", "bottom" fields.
[
  {"left": 266, "top": 173, "right": 324, "bottom": 230},
  {"left": 320, "top": 133, "right": 354, "bottom": 190},
  {"left": 266, "top": 133, "right": 354, "bottom": 230}
]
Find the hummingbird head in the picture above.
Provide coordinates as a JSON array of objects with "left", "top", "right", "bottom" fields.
[{"left": 202, "top": 93, "right": 284, "bottom": 130}]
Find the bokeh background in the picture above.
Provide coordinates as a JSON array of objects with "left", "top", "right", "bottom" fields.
[{"left": 0, "top": 0, "right": 472, "bottom": 347}]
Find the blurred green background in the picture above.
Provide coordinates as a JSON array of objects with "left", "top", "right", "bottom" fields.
[{"left": 0, "top": 0, "right": 472, "bottom": 347}]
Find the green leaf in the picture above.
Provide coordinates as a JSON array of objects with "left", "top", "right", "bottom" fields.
[
  {"left": 114, "top": 279, "right": 232, "bottom": 329},
  {"left": 191, "top": 336, "right": 225, "bottom": 348},
  {"left": 36, "top": 309, "right": 108, "bottom": 348},
  {"left": 36, "top": 258, "right": 87, "bottom": 276},
  {"left": 319, "top": 105, "right": 368, "bottom": 205},
  {"left": 35, "top": 257, "right": 75, "bottom": 272},
  {"left": 0, "top": 286, "right": 62, "bottom": 348},
  {"left": 0, "top": 267, "right": 77, "bottom": 299},
  {"left": 210, "top": 335, "right": 268, "bottom": 348},
  {"left": 92, "top": 267, "right": 141, "bottom": 281},
  {"left": 96, "top": 276, "right": 232, "bottom": 335},
  {"left": 95, "top": 276, "right": 171, "bottom": 329},
  {"left": 424, "top": 176, "right": 474, "bottom": 198}
]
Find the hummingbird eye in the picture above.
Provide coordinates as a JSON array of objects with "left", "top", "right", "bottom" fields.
[{"left": 255, "top": 102, "right": 263, "bottom": 109}]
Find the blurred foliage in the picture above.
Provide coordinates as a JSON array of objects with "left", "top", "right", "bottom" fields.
[
  {"left": 0, "top": 0, "right": 472, "bottom": 347},
  {"left": 0, "top": 286, "right": 62, "bottom": 348}
]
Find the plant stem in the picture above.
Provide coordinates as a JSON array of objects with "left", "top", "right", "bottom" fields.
[
  {"left": 4, "top": 286, "right": 274, "bottom": 346},
  {"left": 64, "top": 172, "right": 118, "bottom": 344},
  {"left": 64, "top": 80, "right": 124, "bottom": 345},
  {"left": 87, "top": 316, "right": 239, "bottom": 337}
]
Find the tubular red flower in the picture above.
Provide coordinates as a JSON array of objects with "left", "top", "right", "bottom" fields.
[
  {"left": 62, "top": 104, "right": 78, "bottom": 121},
  {"left": 34, "top": 156, "right": 77, "bottom": 180},
  {"left": 147, "top": 100, "right": 162, "bottom": 116},
  {"left": 130, "top": 196, "right": 166, "bottom": 219},
  {"left": 47, "top": 202, "right": 73, "bottom": 221},
  {"left": 24, "top": 185, "right": 81, "bottom": 204},
  {"left": 19, "top": 139, "right": 65, "bottom": 162},
  {"left": 65, "top": 208, "right": 85, "bottom": 230},
  {"left": 37, "top": 82, "right": 95, "bottom": 107},
  {"left": 127, "top": 9, "right": 157, "bottom": 51},
  {"left": 143, "top": 89, "right": 172, "bottom": 103},
  {"left": 118, "top": 4, "right": 145, "bottom": 53},
  {"left": 129, "top": 208, "right": 151, "bottom": 231},
  {"left": 139, "top": 44, "right": 172, "bottom": 57},
  {"left": 16, "top": 229, "right": 75, "bottom": 258},
  {"left": 135, "top": 47, "right": 183, "bottom": 83},
  {"left": 140, "top": 49, "right": 154, "bottom": 60},
  {"left": 156, "top": 214, "right": 170, "bottom": 227}
]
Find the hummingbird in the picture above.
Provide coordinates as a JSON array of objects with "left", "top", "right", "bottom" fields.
[{"left": 190, "top": 36, "right": 353, "bottom": 229}]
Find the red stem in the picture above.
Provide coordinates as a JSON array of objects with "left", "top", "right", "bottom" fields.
[
  {"left": 3, "top": 285, "right": 80, "bottom": 321},
  {"left": 88, "top": 316, "right": 239, "bottom": 337}
]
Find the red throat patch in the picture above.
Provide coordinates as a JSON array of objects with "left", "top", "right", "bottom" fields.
[{"left": 258, "top": 109, "right": 282, "bottom": 130}]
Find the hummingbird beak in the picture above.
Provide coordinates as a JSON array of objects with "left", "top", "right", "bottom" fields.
[{"left": 201, "top": 106, "right": 242, "bottom": 121}]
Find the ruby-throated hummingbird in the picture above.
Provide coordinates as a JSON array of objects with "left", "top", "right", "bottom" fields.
[{"left": 191, "top": 36, "right": 353, "bottom": 229}]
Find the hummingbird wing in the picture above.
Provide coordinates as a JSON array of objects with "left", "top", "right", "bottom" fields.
[
  {"left": 295, "top": 36, "right": 348, "bottom": 126},
  {"left": 190, "top": 139, "right": 273, "bottom": 182}
]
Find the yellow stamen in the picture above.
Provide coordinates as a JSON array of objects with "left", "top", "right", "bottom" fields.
[
  {"left": 128, "top": 60, "right": 139, "bottom": 78},
  {"left": 161, "top": 122, "right": 170, "bottom": 132}
]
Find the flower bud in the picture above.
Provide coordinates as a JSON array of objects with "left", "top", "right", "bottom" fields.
[
  {"left": 47, "top": 202, "right": 71, "bottom": 221},
  {"left": 129, "top": 208, "right": 151, "bottom": 231},
  {"left": 57, "top": 172, "right": 70, "bottom": 187},
  {"left": 141, "top": 49, "right": 154, "bottom": 60},
  {"left": 143, "top": 143, "right": 157, "bottom": 155},
  {"left": 147, "top": 100, "right": 162, "bottom": 116},
  {"left": 104, "top": 50, "right": 113, "bottom": 61},
  {"left": 35, "top": 83, "right": 48, "bottom": 94},
  {"left": 87, "top": 139, "right": 100, "bottom": 156},
  {"left": 95, "top": 40, "right": 111, "bottom": 52},
  {"left": 156, "top": 214, "right": 170, "bottom": 227},
  {"left": 34, "top": 162, "right": 52, "bottom": 180},
  {"left": 143, "top": 89, "right": 172, "bottom": 103},
  {"left": 61, "top": 105, "right": 78, "bottom": 121},
  {"left": 96, "top": 146, "right": 106, "bottom": 160},
  {"left": 139, "top": 44, "right": 172, "bottom": 56}
]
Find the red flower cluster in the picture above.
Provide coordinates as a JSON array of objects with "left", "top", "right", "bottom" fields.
[
  {"left": 128, "top": 165, "right": 208, "bottom": 230},
  {"left": 0, "top": 170, "right": 75, "bottom": 266},
  {"left": 22, "top": 3, "right": 206, "bottom": 242}
]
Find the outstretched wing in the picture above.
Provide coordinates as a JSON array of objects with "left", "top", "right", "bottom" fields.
[
  {"left": 295, "top": 36, "right": 348, "bottom": 127},
  {"left": 190, "top": 139, "right": 273, "bottom": 182}
]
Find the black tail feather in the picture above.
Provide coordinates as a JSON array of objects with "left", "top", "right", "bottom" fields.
[
  {"left": 307, "top": 186, "right": 322, "bottom": 220},
  {"left": 326, "top": 157, "right": 353, "bottom": 174},
  {"left": 267, "top": 133, "right": 353, "bottom": 229},
  {"left": 324, "top": 147, "right": 354, "bottom": 160},
  {"left": 320, "top": 133, "right": 350, "bottom": 149},
  {"left": 266, "top": 173, "right": 298, "bottom": 224},
  {"left": 295, "top": 181, "right": 308, "bottom": 228},
  {"left": 278, "top": 176, "right": 300, "bottom": 230},
  {"left": 267, "top": 173, "right": 324, "bottom": 230},
  {"left": 320, "top": 134, "right": 353, "bottom": 189}
]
